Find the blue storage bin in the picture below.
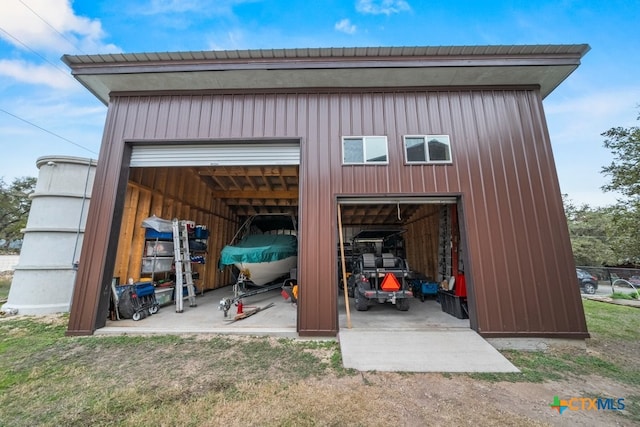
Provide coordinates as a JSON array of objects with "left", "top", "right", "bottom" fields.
[
  {"left": 145, "top": 229, "right": 173, "bottom": 240},
  {"left": 194, "top": 226, "right": 209, "bottom": 239},
  {"left": 134, "top": 282, "right": 156, "bottom": 297},
  {"left": 421, "top": 282, "right": 439, "bottom": 295}
]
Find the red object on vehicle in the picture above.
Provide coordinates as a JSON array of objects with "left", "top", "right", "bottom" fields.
[
  {"left": 454, "top": 273, "right": 467, "bottom": 297},
  {"left": 380, "top": 273, "right": 401, "bottom": 291}
]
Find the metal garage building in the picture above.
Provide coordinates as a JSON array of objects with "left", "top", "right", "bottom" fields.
[{"left": 63, "top": 44, "right": 590, "bottom": 341}]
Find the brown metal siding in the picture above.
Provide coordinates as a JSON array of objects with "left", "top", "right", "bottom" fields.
[
  {"left": 67, "top": 102, "right": 130, "bottom": 335},
  {"left": 68, "top": 88, "right": 587, "bottom": 338}
]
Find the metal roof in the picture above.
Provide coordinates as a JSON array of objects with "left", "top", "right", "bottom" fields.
[
  {"left": 63, "top": 44, "right": 590, "bottom": 65},
  {"left": 62, "top": 44, "right": 590, "bottom": 104}
]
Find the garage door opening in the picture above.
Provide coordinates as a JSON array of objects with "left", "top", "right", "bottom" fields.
[
  {"left": 100, "top": 141, "right": 301, "bottom": 334},
  {"left": 336, "top": 197, "right": 471, "bottom": 331}
]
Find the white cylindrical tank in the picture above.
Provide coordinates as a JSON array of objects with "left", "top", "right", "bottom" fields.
[{"left": 2, "top": 156, "right": 97, "bottom": 315}]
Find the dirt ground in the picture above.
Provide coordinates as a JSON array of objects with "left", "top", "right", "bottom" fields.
[{"left": 270, "top": 372, "right": 634, "bottom": 427}]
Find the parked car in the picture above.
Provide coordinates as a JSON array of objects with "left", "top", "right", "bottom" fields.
[
  {"left": 576, "top": 268, "right": 598, "bottom": 294},
  {"left": 628, "top": 276, "right": 640, "bottom": 286}
]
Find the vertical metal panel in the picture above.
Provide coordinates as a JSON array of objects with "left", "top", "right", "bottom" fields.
[
  {"left": 69, "top": 88, "right": 587, "bottom": 338},
  {"left": 67, "top": 99, "right": 132, "bottom": 335}
]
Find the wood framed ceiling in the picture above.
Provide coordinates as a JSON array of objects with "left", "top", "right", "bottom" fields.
[
  {"left": 193, "top": 165, "right": 429, "bottom": 225},
  {"left": 196, "top": 165, "right": 298, "bottom": 218}
]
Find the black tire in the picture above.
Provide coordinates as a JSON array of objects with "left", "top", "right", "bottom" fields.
[
  {"left": 355, "top": 293, "right": 369, "bottom": 311},
  {"left": 149, "top": 304, "right": 159, "bottom": 315},
  {"left": 116, "top": 289, "right": 136, "bottom": 319},
  {"left": 583, "top": 282, "right": 597, "bottom": 295},
  {"left": 132, "top": 311, "right": 141, "bottom": 321},
  {"left": 396, "top": 298, "right": 410, "bottom": 311}
]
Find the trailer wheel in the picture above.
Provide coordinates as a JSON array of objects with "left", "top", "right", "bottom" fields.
[
  {"left": 149, "top": 304, "right": 159, "bottom": 315},
  {"left": 396, "top": 298, "right": 410, "bottom": 311},
  {"left": 355, "top": 294, "right": 369, "bottom": 311},
  {"left": 132, "top": 311, "right": 141, "bottom": 321}
]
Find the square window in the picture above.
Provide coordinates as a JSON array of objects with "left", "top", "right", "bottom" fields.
[
  {"left": 404, "top": 135, "right": 452, "bottom": 164},
  {"left": 342, "top": 136, "right": 388, "bottom": 164},
  {"left": 343, "top": 138, "right": 364, "bottom": 163}
]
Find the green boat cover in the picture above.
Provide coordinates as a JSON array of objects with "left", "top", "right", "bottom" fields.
[{"left": 219, "top": 234, "right": 297, "bottom": 266}]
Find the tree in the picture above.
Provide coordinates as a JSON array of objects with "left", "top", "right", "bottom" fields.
[
  {"left": 600, "top": 108, "right": 640, "bottom": 265},
  {"left": 0, "top": 177, "right": 36, "bottom": 252},
  {"left": 563, "top": 195, "right": 617, "bottom": 266}
]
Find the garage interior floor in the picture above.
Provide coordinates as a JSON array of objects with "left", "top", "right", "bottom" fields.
[{"left": 98, "top": 285, "right": 519, "bottom": 373}]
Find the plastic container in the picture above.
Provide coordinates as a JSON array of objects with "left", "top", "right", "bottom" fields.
[
  {"left": 155, "top": 287, "right": 174, "bottom": 306},
  {"left": 141, "top": 257, "right": 173, "bottom": 273},
  {"left": 438, "top": 289, "right": 468, "bottom": 319},
  {"left": 145, "top": 229, "right": 173, "bottom": 240}
]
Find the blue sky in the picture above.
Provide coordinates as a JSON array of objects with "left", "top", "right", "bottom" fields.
[{"left": 1, "top": 0, "right": 639, "bottom": 206}]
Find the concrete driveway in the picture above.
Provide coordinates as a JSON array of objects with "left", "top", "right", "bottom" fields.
[{"left": 337, "top": 295, "right": 519, "bottom": 373}]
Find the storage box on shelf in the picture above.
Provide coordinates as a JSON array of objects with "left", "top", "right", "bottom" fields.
[
  {"left": 141, "top": 257, "right": 173, "bottom": 274},
  {"left": 145, "top": 240, "right": 174, "bottom": 256},
  {"left": 142, "top": 228, "right": 175, "bottom": 277},
  {"left": 141, "top": 220, "right": 209, "bottom": 296}
]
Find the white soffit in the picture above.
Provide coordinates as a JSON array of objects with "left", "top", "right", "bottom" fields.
[{"left": 63, "top": 44, "right": 590, "bottom": 105}]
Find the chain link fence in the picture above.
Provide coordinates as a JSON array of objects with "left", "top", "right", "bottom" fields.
[{"left": 577, "top": 265, "right": 640, "bottom": 293}]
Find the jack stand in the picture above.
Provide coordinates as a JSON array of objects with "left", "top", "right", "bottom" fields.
[{"left": 219, "top": 298, "right": 232, "bottom": 317}]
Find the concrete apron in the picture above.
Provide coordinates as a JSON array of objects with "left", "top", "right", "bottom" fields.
[
  {"left": 337, "top": 296, "right": 520, "bottom": 373},
  {"left": 338, "top": 329, "right": 519, "bottom": 373},
  {"left": 99, "top": 286, "right": 518, "bottom": 373}
]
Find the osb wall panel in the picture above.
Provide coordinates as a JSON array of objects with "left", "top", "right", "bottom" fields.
[{"left": 113, "top": 167, "right": 237, "bottom": 290}]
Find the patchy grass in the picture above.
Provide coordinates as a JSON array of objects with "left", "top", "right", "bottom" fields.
[
  {"left": 469, "top": 300, "right": 640, "bottom": 387},
  {"left": 611, "top": 291, "right": 640, "bottom": 300},
  {"left": 1, "top": 298, "right": 638, "bottom": 425},
  {"left": 0, "top": 277, "right": 11, "bottom": 301},
  {"left": 0, "top": 317, "right": 351, "bottom": 426}
]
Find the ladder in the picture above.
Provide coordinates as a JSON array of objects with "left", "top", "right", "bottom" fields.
[
  {"left": 172, "top": 219, "right": 197, "bottom": 312},
  {"left": 438, "top": 205, "right": 452, "bottom": 282}
]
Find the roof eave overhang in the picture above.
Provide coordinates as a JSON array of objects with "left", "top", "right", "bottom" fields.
[{"left": 62, "top": 45, "right": 590, "bottom": 105}]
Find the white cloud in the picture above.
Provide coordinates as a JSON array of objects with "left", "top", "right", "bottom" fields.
[
  {"left": 0, "top": 0, "right": 119, "bottom": 90},
  {"left": 0, "top": 0, "right": 119, "bottom": 54},
  {"left": 335, "top": 19, "right": 357, "bottom": 34},
  {"left": 206, "top": 29, "right": 247, "bottom": 50},
  {"left": 545, "top": 87, "right": 640, "bottom": 146},
  {"left": 0, "top": 59, "right": 77, "bottom": 90},
  {"left": 545, "top": 87, "right": 640, "bottom": 207},
  {"left": 139, "top": 0, "right": 257, "bottom": 16},
  {"left": 356, "top": 0, "right": 411, "bottom": 16}
]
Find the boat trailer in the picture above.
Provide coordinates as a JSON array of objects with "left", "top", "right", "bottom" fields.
[{"left": 218, "top": 273, "right": 295, "bottom": 317}]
